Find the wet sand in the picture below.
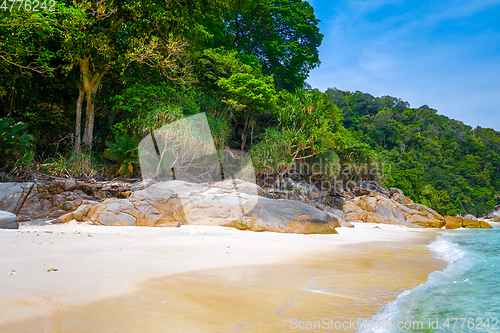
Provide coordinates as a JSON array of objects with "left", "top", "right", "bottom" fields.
[{"left": 0, "top": 225, "right": 445, "bottom": 333}]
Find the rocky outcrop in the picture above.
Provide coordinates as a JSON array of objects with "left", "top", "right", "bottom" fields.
[
  {"left": 258, "top": 178, "right": 447, "bottom": 228},
  {"left": 344, "top": 187, "right": 495, "bottom": 229},
  {"left": 0, "top": 178, "right": 142, "bottom": 222},
  {"left": 263, "top": 178, "right": 342, "bottom": 210},
  {"left": 4, "top": 174, "right": 493, "bottom": 232},
  {"left": 463, "top": 218, "right": 493, "bottom": 229},
  {"left": 444, "top": 215, "right": 493, "bottom": 229},
  {"left": 343, "top": 189, "right": 445, "bottom": 228},
  {"left": 445, "top": 216, "right": 463, "bottom": 229},
  {"left": 61, "top": 180, "right": 338, "bottom": 234},
  {"left": 0, "top": 210, "right": 17, "bottom": 229}
]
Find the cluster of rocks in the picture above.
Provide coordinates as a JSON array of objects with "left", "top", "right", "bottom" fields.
[
  {"left": 0, "top": 175, "right": 495, "bottom": 233},
  {"left": 261, "top": 179, "right": 446, "bottom": 228},
  {"left": 55, "top": 179, "right": 339, "bottom": 234},
  {"left": 265, "top": 178, "right": 493, "bottom": 229},
  {"left": 444, "top": 215, "right": 493, "bottom": 229},
  {"left": 0, "top": 178, "right": 142, "bottom": 223},
  {"left": 342, "top": 187, "right": 447, "bottom": 228}
]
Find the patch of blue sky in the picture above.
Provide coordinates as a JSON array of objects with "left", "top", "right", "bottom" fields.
[{"left": 306, "top": 0, "right": 500, "bottom": 130}]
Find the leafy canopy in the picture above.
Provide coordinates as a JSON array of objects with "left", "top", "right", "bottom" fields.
[{"left": 211, "top": 0, "right": 323, "bottom": 90}]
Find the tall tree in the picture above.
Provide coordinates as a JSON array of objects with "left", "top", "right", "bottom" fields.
[
  {"left": 61, "top": 0, "right": 204, "bottom": 153},
  {"left": 212, "top": 0, "right": 323, "bottom": 91},
  {"left": 199, "top": 47, "right": 276, "bottom": 151}
]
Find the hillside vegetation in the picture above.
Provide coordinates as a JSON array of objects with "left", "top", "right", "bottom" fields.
[{"left": 327, "top": 88, "right": 500, "bottom": 216}]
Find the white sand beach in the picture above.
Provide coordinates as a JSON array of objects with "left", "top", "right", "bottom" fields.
[{"left": 0, "top": 221, "right": 445, "bottom": 332}]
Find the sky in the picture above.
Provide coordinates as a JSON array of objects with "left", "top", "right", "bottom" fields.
[{"left": 305, "top": 0, "right": 500, "bottom": 131}]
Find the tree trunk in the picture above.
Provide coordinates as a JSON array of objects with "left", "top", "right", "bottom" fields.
[
  {"left": 82, "top": 93, "right": 96, "bottom": 152},
  {"left": 250, "top": 122, "right": 254, "bottom": 146},
  {"left": 78, "top": 57, "right": 101, "bottom": 153},
  {"left": 240, "top": 112, "right": 250, "bottom": 151},
  {"left": 74, "top": 85, "right": 84, "bottom": 153}
]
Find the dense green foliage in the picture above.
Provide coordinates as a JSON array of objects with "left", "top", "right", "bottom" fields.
[
  {"left": 327, "top": 88, "right": 500, "bottom": 216},
  {"left": 1, "top": 0, "right": 323, "bottom": 157},
  {"left": 250, "top": 89, "right": 379, "bottom": 182}
]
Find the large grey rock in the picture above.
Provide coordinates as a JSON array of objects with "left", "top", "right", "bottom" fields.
[
  {"left": 0, "top": 210, "right": 18, "bottom": 229},
  {"left": 0, "top": 182, "right": 34, "bottom": 213},
  {"left": 223, "top": 197, "right": 339, "bottom": 234}
]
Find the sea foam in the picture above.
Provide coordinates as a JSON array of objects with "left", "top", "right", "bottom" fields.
[{"left": 358, "top": 233, "right": 480, "bottom": 333}]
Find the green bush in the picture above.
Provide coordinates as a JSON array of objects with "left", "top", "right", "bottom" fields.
[
  {"left": 0, "top": 118, "right": 33, "bottom": 168},
  {"left": 207, "top": 113, "right": 231, "bottom": 150}
]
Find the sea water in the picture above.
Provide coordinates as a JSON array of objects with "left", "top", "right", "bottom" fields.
[{"left": 360, "top": 228, "right": 500, "bottom": 333}]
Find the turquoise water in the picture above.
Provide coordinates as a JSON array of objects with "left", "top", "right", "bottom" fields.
[{"left": 360, "top": 228, "right": 500, "bottom": 333}]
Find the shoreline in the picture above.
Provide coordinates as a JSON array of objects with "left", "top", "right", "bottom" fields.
[{"left": 0, "top": 222, "right": 445, "bottom": 332}]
